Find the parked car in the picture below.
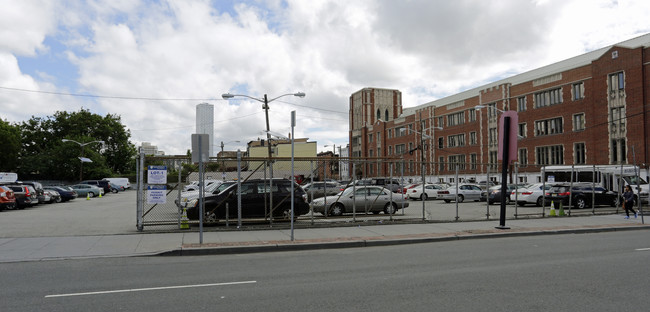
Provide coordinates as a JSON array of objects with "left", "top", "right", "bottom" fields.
[
  {"left": 6, "top": 185, "right": 31, "bottom": 209},
  {"left": 43, "top": 189, "right": 61, "bottom": 203},
  {"left": 0, "top": 185, "right": 16, "bottom": 210},
  {"left": 487, "top": 184, "right": 527, "bottom": 205},
  {"left": 69, "top": 184, "right": 104, "bottom": 198},
  {"left": 407, "top": 183, "right": 445, "bottom": 200},
  {"left": 19, "top": 181, "right": 44, "bottom": 204},
  {"left": 80, "top": 180, "right": 111, "bottom": 194},
  {"left": 45, "top": 186, "right": 78, "bottom": 202},
  {"left": 109, "top": 182, "right": 124, "bottom": 193},
  {"left": 103, "top": 178, "right": 131, "bottom": 190},
  {"left": 438, "top": 184, "right": 483, "bottom": 203},
  {"left": 512, "top": 183, "right": 552, "bottom": 207},
  {"left": 183, "top": 179, "right": 221, "bottom": 192},
  {"left": 544, "top": 183, "right": 618, "bottom": 209},
  {"left": 177, "top": 181, "right": 236, "bottom": 208},
  {"left": 186, "top": 179, "right": 310, "bottom": 223},
  {"left": 310, "top": 185, "right": 409, "bottom": 216},
  {"left": 302, "top": 181, "right": 341, "bottom": 200}
]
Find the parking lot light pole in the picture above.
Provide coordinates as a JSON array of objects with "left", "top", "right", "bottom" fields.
[{"left": 61, "top": 139, "right": 105, "bottom": 181}]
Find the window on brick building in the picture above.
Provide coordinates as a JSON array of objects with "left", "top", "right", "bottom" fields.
[
  {"left": 488, "top": 127, "right": 497, "bottom": 146},
  {"left": 572, "top": 82, "right": 584, "bottom": 100},
  {"left": 470, "top": 132, "right": 477, "bottom": 145},
  {"left": 518, "top": 123, "right": 527, "bottom": 138},
  {"left": 385, "top": 109, "right": 389, "bottom": 121},
  {"left": 376, "top": 109, "right": 381, "bottom": 121},
  {"left": 536, "top": 145, "right": 564, "bottom": 165},
  {"left": 517, "top": 96, "right": 526, "bottom": 112},
  {"left": 518, "top": 148, "right": 528, "bottom": 167},
  {"left": 534, "top": 88, "right": 563, "bottom": 108},
  {"left": 439, "top": 156, "right": 445, "bottom": 172},
  {"left": 573, "top": 114, "right": 585, "bottom": 131},
  {"left": 610, "top": 107, "right": 626, "bottom": 133},
  {"left": 611, "top": 139, "right": 626, "bottom": 164},
  {"left": 489, "top": 151, "right": 498, "bottom": 170},
  {"left": 487, "top": 103, "right": 497, "bottom": 118},
  {"left": 448, "top": 155, "right": 466, "bottom": 170},
  {"left": 470, "top": 153, "right": 477, "bottom": 170},
  {"left": 574, "top": 142, "right": 586, "bottom": 164},
  {"left": 610, "top": 72, "right": 624, "bottom": 91},
  {"left": 534, "top": 117, "right": 563, "bottom": 136},
  {"left": 438, "top": 137, "right": 443, "bottom": 149},
  {"left": 468, "top": 109, "right": 476, "bottom": 122},
  {"left": 368, "top": 133, "right": 373, "bottom": 143}
]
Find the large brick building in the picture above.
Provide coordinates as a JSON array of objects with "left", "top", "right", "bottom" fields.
[{"left": 349, "top": 33, "right": 650, "bottom": 184}]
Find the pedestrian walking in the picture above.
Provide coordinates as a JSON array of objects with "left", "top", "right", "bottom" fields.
[{"left": 622, "top": 185, "right": 637, "bottom": 219}]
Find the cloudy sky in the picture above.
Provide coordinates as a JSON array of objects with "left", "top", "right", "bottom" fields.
[{"left": 1, "top": 0, "right": 649, "bottom": 155}]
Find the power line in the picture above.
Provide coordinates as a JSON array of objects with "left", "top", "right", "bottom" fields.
[{"left": 0, "top": 85, "right": 225, "bottom": 101}]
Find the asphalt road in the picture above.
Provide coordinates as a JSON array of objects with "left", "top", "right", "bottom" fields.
[{"left": 1, "top": 231, "right": 648, "bottom": 311}]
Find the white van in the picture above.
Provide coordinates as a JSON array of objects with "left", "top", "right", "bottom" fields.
[{"left": 103, "top": 178, "right": 131, "bottom": 190}]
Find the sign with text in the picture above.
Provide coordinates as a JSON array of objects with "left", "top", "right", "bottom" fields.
[
  {"left": 147, "top": 165, "right": 167, "bottom": 184},
  {"left": 191, "top": 134, "right": 210, "bottom": 163},
  {"left": 146, "top": 185, "right": 167, "bottom": 204},
  {"left": 0, "top": 172, "right": 18, "bottom": 183}
]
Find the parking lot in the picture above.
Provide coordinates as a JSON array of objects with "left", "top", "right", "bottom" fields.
[
  {"left": 1, "top": 185, "right": 629, "bottom": 238},
  {"left": 0, "top": 190, "right": 137, "bottom": 238}
]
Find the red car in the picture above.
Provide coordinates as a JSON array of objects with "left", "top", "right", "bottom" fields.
[{"left": 0, "top": 185, "right": 16, "bottom": 211}]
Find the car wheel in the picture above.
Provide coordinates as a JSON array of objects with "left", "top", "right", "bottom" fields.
[
  {"left": 536, "top": 196, "right": 544, "bottom": 207},
  {"left": 112, "top": 188, "right": 118, "bottom": 193},
  {"left": 330, "top": 203, "right": 344, "bottom": 216},
  {"left": 420, "top": 193, "right": 428, "bottom": 201},
  {"left": 55, "top": 197, "right": 62, "bottom": 203},
  {"left": 372, "top": 211, "right": 380, "bottom": 215},
  {"left": 88, "top": 192, "right": 95, "bottom": 198},
  {"left": 517, "top": 201, "right": 526, "bottom": 207},
  {"left": 444, "top": 199, "right": 451, "bottom": 203},
  {"left": 384, "top": 202, "right": 397, "bottom": 214},
  {"left": 575, "top": 197, "right": 586, "bottom": 209},
  {"left": 488, "top": 201, "right": 494, "bottom": 205},
  {"left": 457, "top": 195, "right": 465, "bottom": 203}
]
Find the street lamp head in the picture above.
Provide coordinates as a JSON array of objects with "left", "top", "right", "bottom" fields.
[
  {"left": 474, "top": 105, "right": 486, "bottom": 111},
  {"left": 61, "top": 139, "right": 70, "bottom": 142},
  {"left": 222, "top": 93, "right": 235, "bottom": 99},
  {"left": 293, "top": 92, "right": 306, "bottom": 98}
]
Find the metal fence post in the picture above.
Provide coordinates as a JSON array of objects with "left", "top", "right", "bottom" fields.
[{"left": 137, "top": 149, "right": 144, "bottom": 231}]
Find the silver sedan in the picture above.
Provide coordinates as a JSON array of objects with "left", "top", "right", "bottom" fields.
[
  {"left": 310, "top": 186, "right": 409, "bottom": 216},
  {"left": 438, "top": 184, "right": 483, "bottom": 203}
]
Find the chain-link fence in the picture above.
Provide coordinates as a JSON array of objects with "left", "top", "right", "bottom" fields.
[{"left": 135, "top": 153, "right": 646, "bottom": 231}]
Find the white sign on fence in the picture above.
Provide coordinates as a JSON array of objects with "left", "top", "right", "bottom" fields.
[
  {"left": 147, "top": 165, "right": 167, "bottom": 184},
  {"left": 146, "top": 185, "right": 166, "bottom": 204}
]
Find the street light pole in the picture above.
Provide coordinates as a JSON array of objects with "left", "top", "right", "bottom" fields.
[
  {"left": 61, "top": 139, "right": 104, "bottom": 181},
  {"left": 222, "top": 91, "right": 305, "bottom": 222}
]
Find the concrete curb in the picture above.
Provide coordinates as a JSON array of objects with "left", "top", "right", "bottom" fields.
[{"left": 158, "top": 224, "right": 650, "bottom": 257}]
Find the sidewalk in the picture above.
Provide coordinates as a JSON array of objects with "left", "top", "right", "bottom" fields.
[{"left": 0, "top": 214, "right": 647, "bottom": 263}]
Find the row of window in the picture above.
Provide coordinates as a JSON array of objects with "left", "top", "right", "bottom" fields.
[{"left": 368, "top": 140, "right": 627, "bottom": 172}]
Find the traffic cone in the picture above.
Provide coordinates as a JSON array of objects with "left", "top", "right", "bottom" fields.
[
  {"left": 180, "top": 208, "right": 190, "bottom": 229},
  {"left": 558, "top": 201, "right": 566, "bottom": 216},
  {"left": 86, "top": 193, "right": 90, "bottom": 200},
  {"left": 99, "top": 191, "right": 102, "bottom": 198},
  {"left": 549, "top": 200, "right": 557, "bottom": 216}
]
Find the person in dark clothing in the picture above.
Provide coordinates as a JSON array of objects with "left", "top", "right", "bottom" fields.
[{"left": 622, "top": 185, "right": 637, "bottom": 219}]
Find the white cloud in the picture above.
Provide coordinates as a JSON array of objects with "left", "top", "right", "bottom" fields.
[{"left": 1, "top": 0, "right": 650, "bottom": 155}]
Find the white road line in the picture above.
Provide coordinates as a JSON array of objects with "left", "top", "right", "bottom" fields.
[
  {"left": 635, "top": 248, "right": 650, "bottom": 251},
  {"left": 45, "top": 280, "right": 257, "bottom": 298}
]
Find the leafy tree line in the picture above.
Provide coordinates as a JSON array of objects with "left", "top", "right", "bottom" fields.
[{"left": 0, "top": 109, "right": 137, "bottom": 182}]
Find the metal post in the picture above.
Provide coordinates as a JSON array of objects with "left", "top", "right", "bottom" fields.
[
  {"left": 290, "top": 110, "right": 296, "bottom": 241},
  {"left": 177, "top": 162, "right": 182, "bottom": 228},
  {"left": 136, "top": 148, "right": 144, "bottom": 231},
  {"left": 455, "top": 164, "right": 459, "bottom": 221},
  {"left": 542, "top": 166, "right": 547, "bottom": 217},
  {"left": 198, "top": 140, "right": 204, "bottom": 244},
  {"left": 496, "top": 116, "right": 510, "bottom": 229},
  {"left": 633, "top": 146, "right": 644, "bottom": 224},
  {"left": 310, "top": 160, "right": 314, "bottom": 225},
  {"left": 263, "top": 94, "right": 274, "bottom": 226},
  {"left": 592, "top": 165, "right": 596, "bottom": 215},
  {"left": 420, "top": 112, "right": 425, "bottom": 221},
  {"left": 514, "top": 162, "right": 519, "bottom": 219},
  {"left": 237, "top": 150, "right": 242, "bottom": 229},
  {"left": 568, "top": 164, "right": 574, "bottom": 216},
  {"left": 486, "top": 162, "right": 491, "bottom": 219},
  {"left": 352, "top": 162, "right": 357, "bottom": 222},
  {"left": 389, "top": 162, "right": 393, "bottom": 221}
]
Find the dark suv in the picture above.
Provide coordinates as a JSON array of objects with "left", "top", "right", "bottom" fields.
[
  {"left": 544, "top": 183, "right": 618, "bottom": 209},
  {"left": 186, "top": 179, "right": 310, "bottom": 223},
  {"left": 80, "top": 180, "right": 111, "bottom": 194}
]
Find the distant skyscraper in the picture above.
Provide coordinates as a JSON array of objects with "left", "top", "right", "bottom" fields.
[{"left": 196, "top": 103, "right": 214, "bottom": 157}]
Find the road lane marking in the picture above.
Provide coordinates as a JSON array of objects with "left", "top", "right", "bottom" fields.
[
  {"left": 635, "top": 248, "right": 650, "bottom": 251},
  {"left": 45, "top": 280, "right": 257, "bottom": 298}
]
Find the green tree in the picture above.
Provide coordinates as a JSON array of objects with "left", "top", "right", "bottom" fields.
[
  {"left": 19, "top": 109, "right": 137, "bottom": 181},
  {"left": 0, "top": 119, "right": 21, "bottom": 172}
]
